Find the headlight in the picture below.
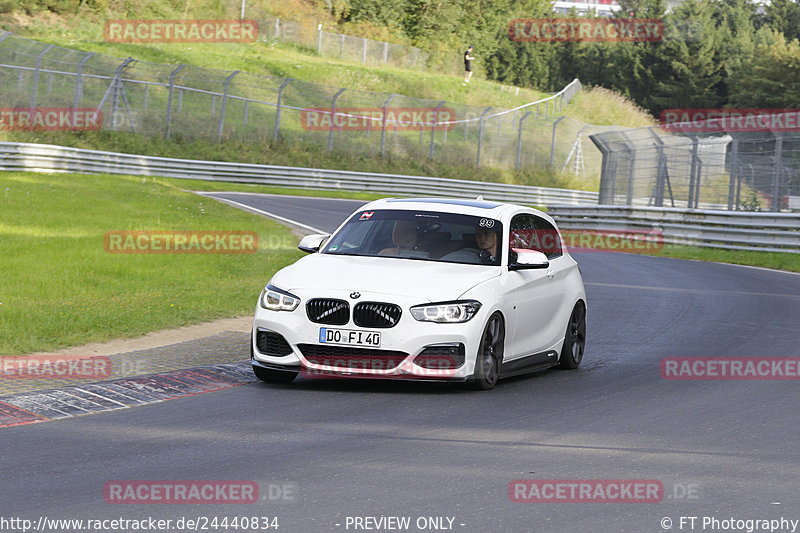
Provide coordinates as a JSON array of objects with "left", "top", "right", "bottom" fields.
[
  {"left": 410, "top": 300, "right": 481, "bottom": 323},
  {"left": 260, "top": 284, "right": 300, "bottom": 311}
]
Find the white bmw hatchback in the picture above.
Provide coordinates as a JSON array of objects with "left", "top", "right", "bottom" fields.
[{"left": 251, "top": 197, "right": 586, "bottom": 390}]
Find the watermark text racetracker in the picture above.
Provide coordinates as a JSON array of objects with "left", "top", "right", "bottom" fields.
[
  {"left": 510, "top": 479, "right": 664, "bottom": 502},
  {"left": 104, "top": 231, "right": 258, "bottom": 254},
  {"left": 300, "top": 107, "right": 457, "bottom": 131},
  {"left": 104, "top": 19, "right": 258, "bottom": 43},
  {"left": 661, "top": 357, "right": 800, "bottom": 380},
  {"left": 103, "top": 481, "right": 297, "bottom": 504},
  {"left": 661, "top": 108, "right": 800, "bottom": 133},
  {"left": 0, "top": 108, "right": 102, "bottom": 131},
  {"left": 509, "top": 18, "right": 663, "bottom": 42},
  {"left": 0, "top": 356, "right": 111, "bottom": 380}
]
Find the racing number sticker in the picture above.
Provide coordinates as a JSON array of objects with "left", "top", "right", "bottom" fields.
[{"left": 479, "top": 218, "right": 495, "bottom": 228}]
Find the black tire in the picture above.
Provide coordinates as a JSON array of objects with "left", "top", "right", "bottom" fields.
[
  {"left": 467, "top": 313, "right": 505, "bottom": 390},
  {"left": 558, "top": 301, "right": 586, "bottom": 370},
  {"left": 252, "top": 364, "right": 298, "bottom": 384}
]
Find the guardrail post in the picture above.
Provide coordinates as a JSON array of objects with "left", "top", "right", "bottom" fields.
[
  {"left": 327, "top": 88, "right": 346, "bottom": 151},
  {"left": 165, "top": 64, "right": 185, "bottom": 139},
  {"left": 217, "top": 70, "right": 240, "bottom": 141},
  {"left": 476, "top": 107, "right": 492, "bottom": 167},
  {"left": 429, "top": 101, "right": 445, "bottom": 158},
  {"left": 273, "top": 78, "right": 293, "bottom": 142},
  {"left": 549, "top": 116, "right": 566, "bottom": 168},
  {"left": 772, "top": 133, "right": 784, "bottom": 211},
  {"left": 727, "top": 137, "right": 738, "bottom": 210},
  {"left": 380, "top": 94, "right": 396, "bottom": 157},
  {"left": 515, "top": 111, "right": 532, "bottom": 169},
  {"left": 30, "top": 44, "right": 54, "bottom": 109}
]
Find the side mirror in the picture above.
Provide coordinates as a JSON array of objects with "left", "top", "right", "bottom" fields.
[
  {"left": 508, "top": 249, "right": 549, "bottom": 270},
  {"left": 298, "top": 233, "right": 330, "bottom": 254}
]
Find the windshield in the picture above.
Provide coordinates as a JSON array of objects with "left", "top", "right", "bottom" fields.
[{"left": 322, "top": 209, "right": 503, "bottom": 265}]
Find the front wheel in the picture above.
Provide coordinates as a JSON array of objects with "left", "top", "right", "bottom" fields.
[
  {"left": 558, "top": 302, "right": 586, "bottom": 370},
  {"left": 467, "top": 313, "right": 505, "bottom": 390}
]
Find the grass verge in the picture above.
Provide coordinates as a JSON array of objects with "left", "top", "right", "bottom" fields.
[{"left": 0, "top": 171, "right": 304, "bottom": 355}]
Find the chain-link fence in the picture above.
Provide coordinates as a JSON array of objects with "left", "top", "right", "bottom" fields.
[
  {"left": 0, "top": 31, "right": 595, "bottom": 178},
  {"left": 591, "top": 121, "right": 800, "bottom": 212},
  {"left": 257, "top": 16, "right": 462, "bottom": 74}
]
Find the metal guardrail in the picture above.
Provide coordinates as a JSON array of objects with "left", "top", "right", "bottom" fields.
[
  {"left": 0, "top": 142, "right": 598, "bottom": 206},
  {"left": 547, "top": 205, "right": 800, "bottom": 253}
]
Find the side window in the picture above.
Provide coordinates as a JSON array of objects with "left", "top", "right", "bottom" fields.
[
  {"left": 509, "top": 214, "right": 539, "bottom": 257},
  {"left": 533, "top": 216, "right": 562, "bottom": 259}
]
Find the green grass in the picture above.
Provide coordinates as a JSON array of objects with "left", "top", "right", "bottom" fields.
[
  {"left": 645, "top": 245, "right": 800, "bottom": 273},
  {"left": 0, "top": 171, "right": 304, "bottom": 355},
  {"left": 0, "top": 7, "right": 655, "bottom": 191}
]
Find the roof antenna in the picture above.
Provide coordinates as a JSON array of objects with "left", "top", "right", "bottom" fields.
[{"left": 476, "top": 195, "right": 484, "bottom": 200}]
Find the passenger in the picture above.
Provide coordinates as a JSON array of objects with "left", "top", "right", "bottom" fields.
[{"left": 378, "top": 221, "right": 423, "bottom": 256}]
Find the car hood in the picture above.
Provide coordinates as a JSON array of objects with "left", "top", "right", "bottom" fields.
[{"left": 270, "top": 253, "right": 501, "bottom": 302}]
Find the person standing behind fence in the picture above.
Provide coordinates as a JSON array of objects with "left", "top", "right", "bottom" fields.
[{"left": 463, "top": 46, "right": 475, "bottom": 85}]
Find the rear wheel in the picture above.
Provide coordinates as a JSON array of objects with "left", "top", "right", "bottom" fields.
[
  {"left": 468, "top": 313, "right": 505, "bottom": 390},
  {"left": 558, "top": 302, "right": 586, "bottom": 370}
]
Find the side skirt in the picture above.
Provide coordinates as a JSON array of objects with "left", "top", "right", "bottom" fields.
[{"left": 499, "top": 350, "right": 559, "bottom": 379}]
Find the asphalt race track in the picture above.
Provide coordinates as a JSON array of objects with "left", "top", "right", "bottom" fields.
[{"left": 3, "top": 193, "right": 800, "bottom": 533}]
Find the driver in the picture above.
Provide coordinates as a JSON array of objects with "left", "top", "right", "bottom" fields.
[
  {"left": 475, "top": 226, "right": 498, "bottom": 264},
  {"left": 439, "top": 222, "right": 500, "bottom": 264}
]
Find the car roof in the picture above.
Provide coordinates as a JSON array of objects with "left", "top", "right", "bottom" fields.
[{"left": 357, "top": 197, "right": 551, "bottom": 223}]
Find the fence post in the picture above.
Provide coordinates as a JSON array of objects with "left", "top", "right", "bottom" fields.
[
  {"left": 109, "top": 57, "right": 135, "bottom": 130},
  {"left": 648, "top": 127, "right": 668, "bottom": 207},
  {"left": 217, "top": 70, "right": 240, "bottom": 141},
  {"left": 339, "top": 34, "right": 345, "bottom": 59},
  {"left": 515, "top": 111, "right": 532, "bottom": 169},
  {"left": 30, "top": 44, "right": 54, "bottom": 109},
  {"left": 429, "top": 101, "right": 445, "bottom": 158},
  {"left": 688, "top": 135, "right": 700, "bottom": 208},
  {"left": 362, "top": 38, "right": 367, "bottom": 64},
  {"left": 274, "top": 17, "right": 280, "bottom": 39},
  {"left": 476, "top": 107, "right": 492, "bottom": 167},
  {"left": 727, "top": 137, "right": 738, "bottom": 210},
  {"left": 317, "top": 25, "right": 323, "bottom": 55},
  {"left": 549, "top": 116, "right": 566, "bottom": 168},
  {"left": 273, "top": 78, "right": 293, "bottom": 142},
  {"left": 380, "top": 94, "right": 397, "bottom": 157},
  {"left": 772, "top": 133, "right": 784, "bottom": 211},
  {"left": 165, "top": 64, "right": 186, "bottom": 139},
  {"left": 589, "top": 134, "right": 613, "bottom": 205},
  {"left": 383, "top": 42, "right": 389, "bottom": 64},
  {"left": 73, "top": 52, "right": 94, "bottom": 110},
  {"left": 327, "top": 88, "right": 346, "bottom": 151}
]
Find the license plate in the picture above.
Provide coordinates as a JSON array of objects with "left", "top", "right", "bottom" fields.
[{"left": 318, "top": 327, "right": 381, "bottom": 347}]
